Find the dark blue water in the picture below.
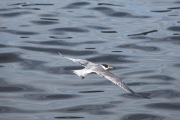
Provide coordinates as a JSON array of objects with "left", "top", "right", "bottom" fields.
[{"left": 0, "top": 0, "right": 180, "bottom": 120}]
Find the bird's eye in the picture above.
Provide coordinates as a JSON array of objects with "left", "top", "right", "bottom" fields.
[{"left": 102, "top": 64, "right": 108, "bottom": 68}]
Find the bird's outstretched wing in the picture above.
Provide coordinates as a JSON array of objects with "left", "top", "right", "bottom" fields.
[
  {"left": 58, "top": 52, "right": 93, "bottom": 67},
  {"left": 96, "top": 70, "right": 150, "bottom": 99}
]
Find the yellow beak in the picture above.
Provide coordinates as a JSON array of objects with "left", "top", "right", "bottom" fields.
[{"left": 108, "top": 66, "right": 113, "bottom": 69}]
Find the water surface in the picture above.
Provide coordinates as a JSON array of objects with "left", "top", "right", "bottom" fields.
[{"left": 0, "top": 0, "right": 180, "bottom": 120}]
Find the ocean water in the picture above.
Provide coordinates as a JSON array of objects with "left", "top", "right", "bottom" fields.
[{"left": 0, "top": 0, "right": 180, "bottom": 120}]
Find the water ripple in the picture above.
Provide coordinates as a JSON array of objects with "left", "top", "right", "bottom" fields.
[
  {"left": 101, "top": 30, "right": 117, "bottom": 33},
  {"left": 54, "top": 116, "right": 84, "bottom": 119},
  {"left": 127, "top": 30, "right": 158, "bottom": 36},
  {"left": 153, "top": 36, "right": 180, "bottom": 44},
  {"left": 86, "top": 25, "right": 111, "bottom": 30},
  {"left": 167, "top": 26, "right": 180, "bottom": 31},
  {"left": 51, "top": 104, "right": 115, "bottom": 115},
  {"left": 98, "top": 3, "right": 124, "bottom": 7},
  {"left": 63, "top": 2, "right": 90, "bottom": 9},
  {"left": 19, "top": 46, "right": 95, "bottom": 55},
  {"left": 140, "top": 75, "right": 176, "bottom": 81},
  {"left": 90, "top": 6, "right": 150, "bottom": 18},
  {"left": 30, "top": 20, "right": 59, "bottom": 25},
  {"left": 0, "top": 79, "right": 41, "bottom": 93},
  {"left": 0, "top": 29, "right": 39, "bottom": 35},
  {"left": 26, "top": 40, "right": 105, "bottom": 46},
  {"left": 0, "top": 83, "right": 41, "bottom": 92},
  {"left": 20, "top": 59, "right": 45, "bottom": 70},
  {"left": 128, "top": 82, "right": 171, "bottom": 86},
  {"left": 0, "top": 52, "right": 22, "bottom": 63},
  {"left": 146, "top": 102, "right": 180, "bottom": 110},
  {"left": 121, "top": 113, "right": 164, "bottom": 120},
  {"left": 117, "top": 44, "right": 160, "bottom": 52},
  {"left": 165, "top": 36, "right": 180, "bottom": 44},
  {"left": 151, "top": 10, "right": 171, "bottom": 13},
  {"left": 146, "top": 89, "right": 180, "bottom": 98},
  {"left": 122, "top": 70, "right": 154, "bottom": 75},
  {"left": 24, "top": 93, "right": 80, "bottom": 101},
  {"left": 49, "top": 27, "right": 89, "bottom": 34},
  {"left": 9, "top": 2, "right": 54, "bottom": 6},
  {"left": 0, "top": 106, "right": 24, "bottom": 113},
  {"left": 79, "top": 90, "right": 104, "bottom": 93},
  {"left": 87, "top": 54, "right": 136, "bottom": 63},
  {"left": 173, "top": 63, "right": 180, "bottom": 68},
  {"left": 20, "top": 59, "right": 71, "bottom": 74},
  {"left": 0, "top": 11, "right": 32, "bottom": 17},
  {"left": 168, "top": 7, "right": 180, "bottom": 10},
  {"left": 123, "top": 89, "right": 180, "bottom": 99}
]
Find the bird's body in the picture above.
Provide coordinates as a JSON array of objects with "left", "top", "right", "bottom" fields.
[{"left": 58, "top": 52, "right": 149, "bottom": 99}]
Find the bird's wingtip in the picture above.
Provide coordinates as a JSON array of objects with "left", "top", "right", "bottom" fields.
[
  {"left": 135, "top": 93, "right": 151, "bottom": 99},
  {"left": 143, "top": 96, "right": 151, "bottom": 99}
]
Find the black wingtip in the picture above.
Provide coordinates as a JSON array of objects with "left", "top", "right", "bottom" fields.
[
  {"left": 125, "top": 87, "right": 150, "bottom": 99},
  {"left": 141, "top": 95, "right": 151, "bottom": 99},
  {"left": 135, "top": 93, "right": 151, "bottom": 99}
]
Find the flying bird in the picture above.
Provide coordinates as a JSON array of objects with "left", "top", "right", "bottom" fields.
[{"left": 58, "top": 52, "right": 149, "bottom": 99}]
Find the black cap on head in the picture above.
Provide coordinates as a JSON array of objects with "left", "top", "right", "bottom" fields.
[{"left": 101, "top": 64, "right": 108, "bottom": 68}]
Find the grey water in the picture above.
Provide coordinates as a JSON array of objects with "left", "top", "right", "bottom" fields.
[{"left": 0, "top": 0, "right": 180, "bottom": 120}]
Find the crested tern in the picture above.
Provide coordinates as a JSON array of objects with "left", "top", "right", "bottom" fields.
[{"left": 58, "top": 52, "right": 149, "bottom": 99}]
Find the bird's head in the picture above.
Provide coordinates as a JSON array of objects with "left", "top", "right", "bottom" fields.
[{"left": 101, "top": 64, "right": 113, "bottom": 70}]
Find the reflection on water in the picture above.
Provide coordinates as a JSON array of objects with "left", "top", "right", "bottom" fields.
[{"left": 0, "top": 0, "right": 180, "bottom": 120}]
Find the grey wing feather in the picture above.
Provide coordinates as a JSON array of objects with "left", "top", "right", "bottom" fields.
[
  {"left": 97, "top": 70, "right": 136, "bottom": 94},
  {"left": 58, "top": 52, "right": 81, "bottom": 62},
  {"left": 97, "top": 70, "right": 150, "bottom": 99},
  {"left": 58, "top": 52, "right": 95, "bottom": 67}
]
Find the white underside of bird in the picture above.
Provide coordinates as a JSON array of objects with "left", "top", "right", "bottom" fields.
[{"left": 58, "top": 52, "right": 149, "bottom": 99}]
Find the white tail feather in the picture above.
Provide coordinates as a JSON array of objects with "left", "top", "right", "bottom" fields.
[{"left": 73, "top": 69, "right": 92, "bottom": 79}]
